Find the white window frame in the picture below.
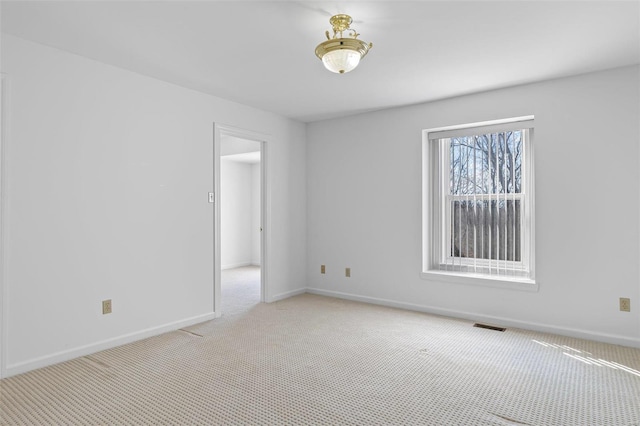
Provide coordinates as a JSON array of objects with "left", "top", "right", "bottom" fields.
[{"left": 422, "top": 116, "right": 537, "bottom": 291}]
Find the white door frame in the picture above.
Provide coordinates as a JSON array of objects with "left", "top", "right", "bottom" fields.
[
  {"left": 0, "top": 73, "right": 8, "bottom": 379},
  {"left": 213, "top": 124, "right": 270, "bottom": 317}
]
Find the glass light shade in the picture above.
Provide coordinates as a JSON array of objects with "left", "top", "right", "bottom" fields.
[{"left": 321, "top": 49, "right": 361, "bottom": 74}]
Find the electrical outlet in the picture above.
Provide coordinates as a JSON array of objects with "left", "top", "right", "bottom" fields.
[
  {"left": 620, "top": 298, "right": 631, "bottom": 312},
  {"left": 102, "top": 299, "right": 112, "bottom": 315},
  {"left": 321, "top": 264, "right": 326, "bottom": 274},
  {"left": 345, "top": 267, "right": 351, "bottom": 278}
]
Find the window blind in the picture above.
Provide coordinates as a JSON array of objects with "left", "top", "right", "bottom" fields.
[{"left": 437, "top": 126, "right": 531, "bottom": 278}]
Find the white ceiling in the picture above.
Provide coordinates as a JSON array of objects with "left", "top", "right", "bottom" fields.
[
  {"left": 222, "top": 151, "right": 261, "bottom": 164},
  {"left": 220, "top": 134, "right": 261, "bottom": 160},
  {"left": 2, "top": 1, "right": 639, "bottom": 122}
]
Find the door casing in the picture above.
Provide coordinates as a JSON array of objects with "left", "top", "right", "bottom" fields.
[{"left": 213, "top": 124, "right": 269, "bottom": 316}]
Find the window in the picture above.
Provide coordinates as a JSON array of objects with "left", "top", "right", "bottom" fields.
[{"left": 422, "top": 117, "right": 535, "bottom": 287}]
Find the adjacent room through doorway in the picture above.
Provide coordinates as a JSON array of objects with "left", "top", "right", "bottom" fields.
[{"left": 220, "top": 136, "right": 262, "bottom": 316}]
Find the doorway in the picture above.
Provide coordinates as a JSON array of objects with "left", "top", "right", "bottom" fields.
[{"left": 214, "top": 124, "right": 268, "bottom": 317}]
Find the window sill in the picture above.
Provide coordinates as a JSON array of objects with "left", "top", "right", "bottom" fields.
[{"left": 420, "top": 270, "right": 538, "bottom": 292}]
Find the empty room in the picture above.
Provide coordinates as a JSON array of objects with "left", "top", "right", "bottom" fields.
[{"left": 0, "top": 1, "right": 639, "bottom": 425}]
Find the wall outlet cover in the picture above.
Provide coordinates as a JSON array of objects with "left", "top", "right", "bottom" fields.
[
  {"left": 619, "top": 298, "right": 630, "bottom": 312},
  {"left": 102, "top": 299, "right": 112, "bottom": 315}
]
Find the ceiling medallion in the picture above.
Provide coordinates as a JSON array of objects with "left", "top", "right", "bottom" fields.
[{"left": 315, "top": 14, "right": 373, "bottom": 74}]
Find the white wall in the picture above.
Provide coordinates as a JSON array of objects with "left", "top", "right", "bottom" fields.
[
  {"left": 1, "top": 35, "right": 306, "bottom": 376},
  {"left": 307, "top": 66, "right": 640, "bottom": 348},
  {"left": 220, "top": 158, "right": 258, "bottom": 269},
  {"left": 251, "top": 162, "right": 261, "bottom": 265}
]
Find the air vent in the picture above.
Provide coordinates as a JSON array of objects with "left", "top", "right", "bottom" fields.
[{"left": 473, "top": 323, "right": 506, "bottom": 332}]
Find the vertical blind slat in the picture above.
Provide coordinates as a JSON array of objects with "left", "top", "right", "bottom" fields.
[
  {"left": 465, "top": 135, "right": 470, "bottom": 269},
  {"left": 473, "top": 135, "right": 477, "bottom": 274}
]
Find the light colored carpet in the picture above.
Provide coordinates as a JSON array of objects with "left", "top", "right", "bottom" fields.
[
  {"left": 221, "top": 265, "right": 261, "bottom": 317},
  {"left": 1, "top": 274, "right": 639, "bottom": 425}
]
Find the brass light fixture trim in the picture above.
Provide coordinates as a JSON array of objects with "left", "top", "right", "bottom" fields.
[{"left": 315, "top": 14, "right": 373, "bottom": 74}]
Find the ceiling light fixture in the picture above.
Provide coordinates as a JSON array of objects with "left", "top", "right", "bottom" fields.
[{"left": 315, "top": 14, "right": 373, "bottom": 74}]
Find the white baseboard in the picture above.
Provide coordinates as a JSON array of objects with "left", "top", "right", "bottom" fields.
[
  {"left": 267, "top": 288, "right": 306, "bottom": 303},
  {"left": 306, "top": 288, "right": 640, "bottom": 349},
  {"left": 221, "top": 262, "right": 252, "bottom": 270},
  {"left": 5, "top": 312, "right": 217, "bottom": 378}
]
